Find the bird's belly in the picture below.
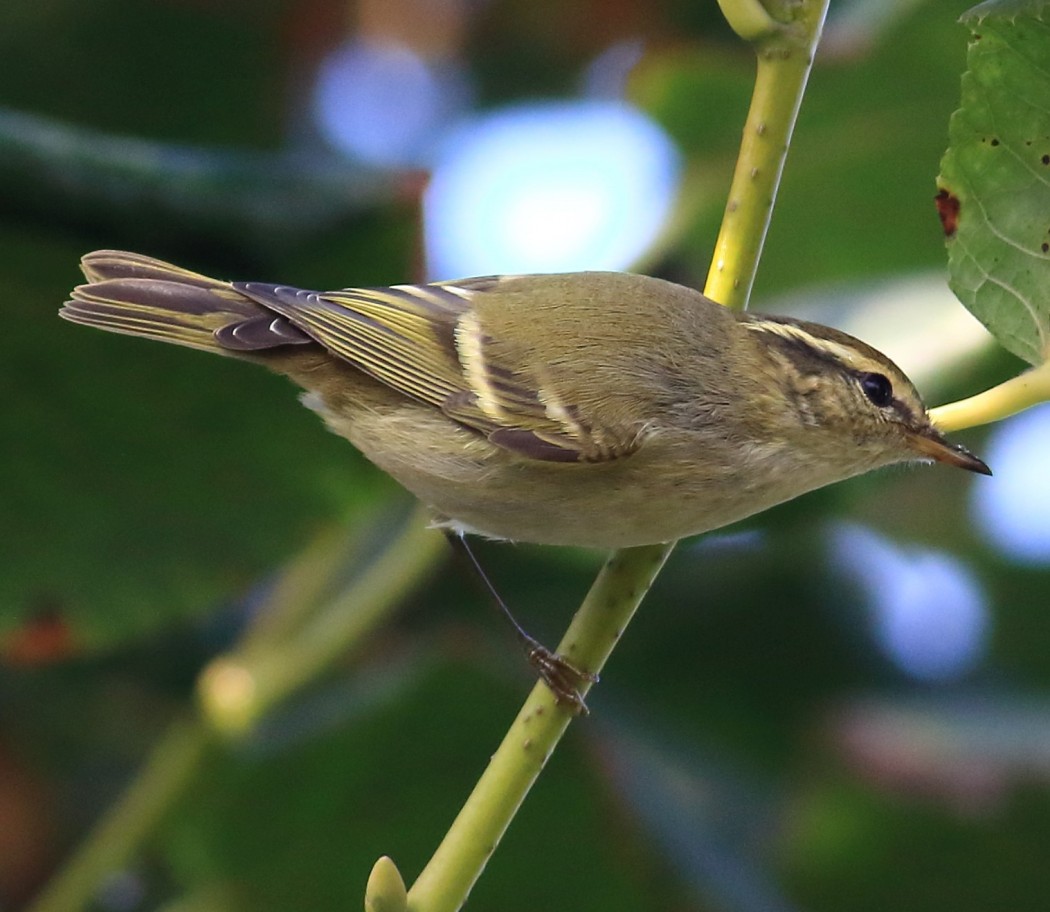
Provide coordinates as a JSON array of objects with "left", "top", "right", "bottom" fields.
[
  {"left": 379, "top": 441, "right": 831, "bottom": 549},
  {"left": 305, "top": 385, "right": 844, "bottom": 549}
]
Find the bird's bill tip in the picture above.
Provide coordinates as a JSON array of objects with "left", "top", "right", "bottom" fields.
[{"left": 910, "top": 426, "right": 991, "bottom": 476}]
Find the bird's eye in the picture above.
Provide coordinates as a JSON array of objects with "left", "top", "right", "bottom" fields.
[{"left": 859, "top": 372, "right": 893, "bottom": 407}]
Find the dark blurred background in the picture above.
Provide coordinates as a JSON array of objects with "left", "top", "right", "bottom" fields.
[{"left": 4, "top": 1, "right": 1050, "bottom": 910}]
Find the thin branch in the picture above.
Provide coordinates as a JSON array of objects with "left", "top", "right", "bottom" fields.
[
  {"left": 930, "top": 359, "right": 1050, "bottom": 432},
  {"left": 0, "top": 106, "right": 396, "bottom": 254},
  {"left": 26, "top": 718, "right": 213, "bottom": 912},
  {"left": 399, "top": 2, "right": 831, "bottom": 910}
]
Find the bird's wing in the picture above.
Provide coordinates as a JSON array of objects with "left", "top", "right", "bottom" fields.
[
  {"left": 235, "top": 281, "right": 470, "bottom": 408},
  {"left": 234, "top": 278, "right": 642, "bottom": 463}
]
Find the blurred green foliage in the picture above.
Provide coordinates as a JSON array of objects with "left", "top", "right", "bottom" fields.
[{"left": 3, "top": 1, "right": 1050, "bottom": 911}]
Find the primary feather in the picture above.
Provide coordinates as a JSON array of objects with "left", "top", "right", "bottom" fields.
[{"left": 61, "top": 251, "right": 648, "bottom": 464}]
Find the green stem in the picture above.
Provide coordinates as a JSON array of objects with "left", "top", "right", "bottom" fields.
[
  {"left": 30, "top": 506, "right": 447, "bottom": 912},
  {"left": 716, "top": 0, "right": 779, "bottom": 42},
  {"left": 406, "top": 546, "right": 672, "bottom": 912},
  {"left": 707, "top": 0, "right": 830, "bottom": 310},
  {"left": 199, "top": 505, "right": 446, "bottom": 736},
  {"left": 26, "top": 717, "right": 214, "bottom": 912},
  {"left": 929, "top": 359, "right": 1050, "bottom": 432},
  {"left": 237, "top": 521, "right": 369, "bottom": 653},
  {"left": 401, "top": 3, "right": 829, "bottom": 909}
]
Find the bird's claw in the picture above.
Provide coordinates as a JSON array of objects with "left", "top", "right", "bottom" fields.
[{"left": 527, "top": 644, "right": 599, "bottom": 715}]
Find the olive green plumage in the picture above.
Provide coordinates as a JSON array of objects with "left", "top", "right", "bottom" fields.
[{"left": 62, "top": 251, "right": 988, "bottom": 548}]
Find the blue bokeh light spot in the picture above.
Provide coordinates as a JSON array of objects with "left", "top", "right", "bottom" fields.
[
  {"left": 972, "top": 403, "right": 1050, "bottom": 563},
  {"left": 581, "top": 40, "right": 646, "bottom": 98},
  {"left": 424, "top": 100, "right": 681, "bottom": 277},
  {"left": 831, "top": 523, "right": 990, "bottom": 682},
  {"left": 313, "top": 38, "right": 470, "bottom": 168}
]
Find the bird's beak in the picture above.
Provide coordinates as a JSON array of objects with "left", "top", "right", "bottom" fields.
[{"left": 909, "top": 424, "right": 992, "bottom": 475}]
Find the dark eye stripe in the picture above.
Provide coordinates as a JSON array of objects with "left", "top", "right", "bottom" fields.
[{"left": 745, "top": 316, "right": 926, "bottom": 424}]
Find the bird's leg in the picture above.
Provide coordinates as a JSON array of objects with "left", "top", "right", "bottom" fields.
[{"left": 443, "top": 532, "right": 598, "bottom": 715}]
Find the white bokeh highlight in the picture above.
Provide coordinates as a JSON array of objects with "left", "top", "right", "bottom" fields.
[{"left": 423, "top": 100, "right": 681, "bottom": 277}]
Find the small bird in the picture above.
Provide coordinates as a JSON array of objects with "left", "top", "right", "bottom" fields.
[
  {"left": 62, "top": 251, "right": 989, "bottom": 705},
  {"left": 61, "top": 251, "right": 989, "bottom": 544}
]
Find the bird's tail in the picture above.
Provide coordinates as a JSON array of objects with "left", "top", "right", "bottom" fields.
[{"left": 61, "top": 250, "right": 310, "bottom": 355}]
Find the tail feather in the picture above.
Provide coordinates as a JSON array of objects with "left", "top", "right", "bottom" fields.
[
  {"left": 61, "top": 251, "right": 312, "bottom": 355},
  {"left": 79, "top": 250, "right": 230, "bottom": 288}
]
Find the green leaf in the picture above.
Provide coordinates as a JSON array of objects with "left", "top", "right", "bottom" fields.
[
  {"left": 0, "top": 232, "right": 391, "bottom": 654},
  {"left": 938, "top": 0, "right": 1050, "bottom": 366}
]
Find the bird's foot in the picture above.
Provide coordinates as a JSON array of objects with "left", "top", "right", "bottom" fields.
[{"left": 525, "top": 643, "right": 599, "bottom": 716}]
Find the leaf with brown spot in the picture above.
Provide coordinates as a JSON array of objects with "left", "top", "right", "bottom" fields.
[
  {"left": 937, "top": 0, "right": 1050, "bottom": 365},
  {"left": 935, "top": 188, "right": 961, "bottom": 237}
]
